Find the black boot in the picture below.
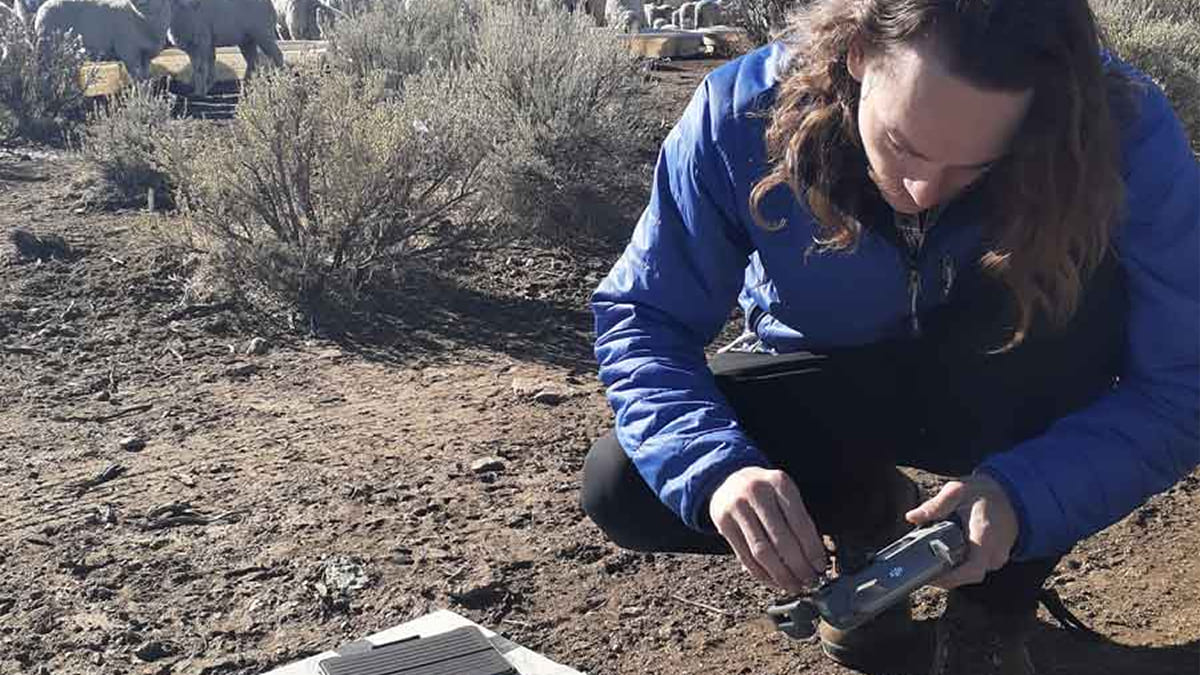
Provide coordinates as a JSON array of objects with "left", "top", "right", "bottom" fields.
[
  {"left": 818, "top": 469, "right": 924, "bottom": 671},
  {"left": 929, "top": 590, "right": 1036, "bottom": 675}
]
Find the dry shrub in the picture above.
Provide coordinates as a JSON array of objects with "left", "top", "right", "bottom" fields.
[
  {"left": 77, "top": 82, "right": 175, "bottom": 208},
  {"left": 327, "top": 0, "right": 478, "bottom": 87},
  {"left": 162, "top": 65, "right": 494, "bottom": 323},
  {"left": 1096, "top": 0, "right": 1200, "bottom": 153},
  {"left": 0, "top": 15, "right": 89, "bottom": 144},
  {"left": 475, "top": 1, "right": 649, "bottom": 241},
  {"left": 723, "top": 0, "right": 801, "bottom": 45}
]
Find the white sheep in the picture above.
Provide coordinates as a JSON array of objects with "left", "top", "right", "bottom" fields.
[
  {"left": 34, "top": 0, "right": 171, "bottom": 80},
  {"left": 168, "top": 0, "right": 284, "bottom": 97},
  {"left": 272, "top": 0, "right": 344, "bottom": 40},
  {"left": 605, "top": 0, "right": 642, "bottom": 32},
  {"left": 13, "top": 0, "right": 48, "bottom": 24}
]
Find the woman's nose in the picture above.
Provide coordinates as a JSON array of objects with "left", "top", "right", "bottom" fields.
[{"left": 903, "top": 177, "right": 941, "bottom": 211}]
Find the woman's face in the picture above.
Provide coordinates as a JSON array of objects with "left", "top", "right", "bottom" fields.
[{"left": 847, "top": 40, "right": 1032, "bottom": 214}]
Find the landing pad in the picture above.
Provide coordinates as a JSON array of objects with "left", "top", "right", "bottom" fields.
[{"left": 265, "top": 610, "right": 583, "bottom": 675}]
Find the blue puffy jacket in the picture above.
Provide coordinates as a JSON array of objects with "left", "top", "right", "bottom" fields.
[{"left": 591, "top": 43, "right": 1200, "bottom": 561}]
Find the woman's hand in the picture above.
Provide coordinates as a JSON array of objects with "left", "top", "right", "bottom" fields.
[
  {"left": 905, "top": 473, "right": 1020, "bottom": 589},
  {"left": 708, "top": 467, "right": 828, "bottom": 594}
]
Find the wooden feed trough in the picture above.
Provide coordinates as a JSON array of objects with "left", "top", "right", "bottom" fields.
[
  {"left": 616, "top": 26, "right": 752, "bottom": 58},
  {"left": 81, "top": 40, "right": 328, "bottom": 97},
  {"left": 79, "top": 29, "right": 751, "bottom": 98}
]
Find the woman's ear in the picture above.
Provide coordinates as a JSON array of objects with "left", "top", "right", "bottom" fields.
[{"left": 847, "top": 38, "right": 867, "bottom": 83}]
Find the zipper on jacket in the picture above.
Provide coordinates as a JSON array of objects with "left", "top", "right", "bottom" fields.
[
  {"left": 907, "top": 267, "right": 922, "bottom": 336},
  {"left": 941, "top": 255, "right": 956, "bottom": 300},
  {"left": 892, "top": 208, "right": 940, "bottom": 337}
]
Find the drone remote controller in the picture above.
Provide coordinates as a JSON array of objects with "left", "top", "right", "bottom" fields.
[{"left": 767, "top": 519, "right": 968, "bottom": 638}]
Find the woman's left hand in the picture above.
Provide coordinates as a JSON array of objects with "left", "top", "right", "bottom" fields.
[{"left": 904, "top": 473, "right": 1020, "bottom": 589}]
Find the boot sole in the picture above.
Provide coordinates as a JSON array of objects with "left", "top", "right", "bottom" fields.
[{"left": 820, "top": 625, "right": 931, "bottom": 673}]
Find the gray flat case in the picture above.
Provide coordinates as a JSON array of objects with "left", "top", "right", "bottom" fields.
[{"left": 317, "top": 626, "right": 516, "bottom": 675}]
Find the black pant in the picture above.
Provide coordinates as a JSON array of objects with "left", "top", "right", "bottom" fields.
[{"left": 581, "top": 258, "right": 1127, "bottom": 614}]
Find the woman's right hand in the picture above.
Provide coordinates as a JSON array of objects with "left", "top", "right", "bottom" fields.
[{"left": 708, "top": 466, "right": 828, "bottom": 594}]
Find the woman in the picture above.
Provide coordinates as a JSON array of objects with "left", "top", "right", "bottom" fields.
[{"left": 581, "top": 1, "right": 1199, "bottom": 674}]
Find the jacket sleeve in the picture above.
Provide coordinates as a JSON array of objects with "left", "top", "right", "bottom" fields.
[
  {"left": 980, "top": 83, "right": 1200, "bottom": 561},
  {"left": 591, "top": 78, "right": 768, "bottom": 531}
]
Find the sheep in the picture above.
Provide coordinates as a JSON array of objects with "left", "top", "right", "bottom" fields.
[
  {"left": 605, "top": 0, "right": 642, "bottom": 32},
  {"left": 34, "top": 0, "right": 171, "bottom": 80},
  {"left": 168, "top": 0, "right": 283, "bottom": 97},
  {"left": 272, "top": 0, "right": 345, "bottom": 40},
  {"left": 12, "top": 0, "right": 46, "bottom": 24}
]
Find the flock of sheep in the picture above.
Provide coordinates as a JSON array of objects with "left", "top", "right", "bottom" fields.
[{"left": 1, "top": 0, "right": 346, "bottom": 96}]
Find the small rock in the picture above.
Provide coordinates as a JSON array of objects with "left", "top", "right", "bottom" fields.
[
  {"left": 532, "top": 390, "right": 565, "bottom": 406},
  {"left": 94, "top": 390, "right": 110, "bottom": 402},
  {"left": 118, "top": 436, "right": 146, "bottom": 452},
  {"left": 620, "top": 605, "right": 645, "bottom": 619},
  {"left": 224, "top": 363, "right": 260, "bottom": 378},
  {"left": 511, "top": 377, "right": 573, "bottom": 404},
  {"left": 321, "top": 557, "right": 371, "bottom": 597},
  {"left": 245, "top": 337, "right": 269, "bottom": 356},
  {"left": 510, "top": 377, "right": 547, "bottom": 398},
  {"left": 470, "top": 457, "right": 506, "bottom": 474},
  {"left": 135, "top": 640, "right": 173, "bottom": 662}
]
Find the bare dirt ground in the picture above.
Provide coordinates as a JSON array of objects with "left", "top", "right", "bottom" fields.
[{"left": 1, "top": 58, "right": 1197, "bottom": 675}]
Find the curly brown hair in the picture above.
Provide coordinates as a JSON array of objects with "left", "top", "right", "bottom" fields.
[{"left": 749, "top": 0, "right": 1131, "bottom": 348}]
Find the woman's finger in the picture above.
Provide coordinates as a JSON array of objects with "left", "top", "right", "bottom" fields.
[
  {"left": 906, "top": 480, "right": 967, "bottom": 525},
  {"left": 754, "top": 489, "right": 820, "bottom": 585},
  {"left": 734, "top": 507, "right": 803, "bottom": 593},
  {"left": 715, "top": 513, "right": 773, "bottom": 586},
  {"left": 933, "top": 541, "right": 987, "bottom": 589},
  {"left": 774, "top": 474, "right": 829, "bottom": 576}
]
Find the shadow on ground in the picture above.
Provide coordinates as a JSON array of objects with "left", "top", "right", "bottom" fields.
[
  {"left": 0, "top": 157, "right": 48, "bottom": 184},
  {"left": 838, "top": 619, "right": 1197, "bottom": 675},
  {"left": 1030, "top": 624, "right": 1198, "bottom": 675},
  {"left": 328, "top": 267, "right": 600, "bottom": 373}
]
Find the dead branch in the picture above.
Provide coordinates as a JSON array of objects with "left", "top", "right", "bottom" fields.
[
  {"left": 51, "top": 402, "right": 153, "bottom": 423},
  {"left": 670, "top": 594, "right": 731, "bottom": 617}
]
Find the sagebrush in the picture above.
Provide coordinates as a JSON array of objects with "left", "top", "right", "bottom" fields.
[
  {"left": 0, "top": 16, "right": 89, "bottom": 144},
  {"left": 162, "top": 65, "right": 495, "bottom": 323},
  {"left": 475, "top": 1, "right": 650, "bottom": 240},
  {"left": 1096, "top": 0, "right": 1200, "bottom": 153},
  {"left": 328, "top": 0, "right": 650, "bottom": 242},
  {"left": 327, "top": 0, "right": 478, "bottom": 87},
  {"left": 78, "top": 82, "right": 175, "bottom": 208},
  {"left": 724, "top": 0, "right": 799, "bottom": 45}
]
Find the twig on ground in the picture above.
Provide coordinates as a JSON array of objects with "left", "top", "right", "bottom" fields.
[
  {"left": 143, "top": 502, "right": 247, "bottom": 530},
  {"left": 51, "top": 402, "right": 153, "bottom": 423},
  {"left": 69, "top": 464, "right": 127, "bottom": 496},
  {"left": 670, "top": 593, "right": 731, "bottom": 616},
  {"left": 2, "top": 345, "right": 44, "bottom": 355},
  {"left": 164, "top": 301, "right": 232, "bottom": 322}
]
